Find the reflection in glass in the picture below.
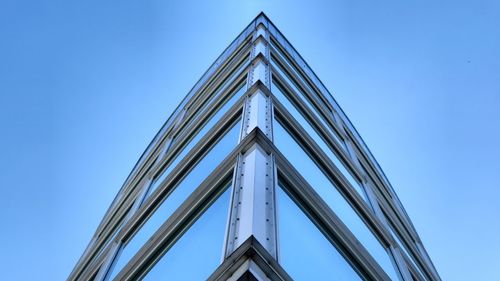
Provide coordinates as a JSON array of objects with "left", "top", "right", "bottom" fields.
[
  {"left": 107, "top": 121, "right": 241, "bottom": 280},
  {"left": 272, "top": 81, "right": 367, "bottom": 201},
  {"left": 146, "top": 83, "right": 245, "bottom": 198},
  {"left": 277, "top": 185, "right": 362, "bottom": 281},
  {"left": 274, "top": 121, "right": 399, "bottom": 280},
  {"left": 142, "top": 187, "right": 231, "bottom": 281}
]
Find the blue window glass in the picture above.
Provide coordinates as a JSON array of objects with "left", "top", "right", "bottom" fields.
[
  {"left": 107, "top": 121, "right": 241, "bottom": 280},
  {"left": 270, "top": 59, "right": 345, "bottom": 152},
  {"left": 387, "top": 222, "right": 425, "bottom": 279},
  {"left": 186, "top": 52, "right": 248, "bottom": 127},
  {"left": 141, "top": 186, "right": 231, "bottom": 281},
  {"left": 274, "top": 120, "right": 399, "bottom": 280},
  {"left": 146, "top": 88, "right": 244, "bottom": 199},
  {"left": 272, "top": 81, "right": 367, "bottom": 202},
  {"left": 277, "top": 185, "right": 362, "bottom": 281}
]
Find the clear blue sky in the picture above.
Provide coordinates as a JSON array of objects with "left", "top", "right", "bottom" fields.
[{"left": 1, "top": 0, "right": 499, "bottom": 280}]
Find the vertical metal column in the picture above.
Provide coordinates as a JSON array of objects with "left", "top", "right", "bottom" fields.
[{"left": 225, "top": 20, "right": 278, "bottom": 259}]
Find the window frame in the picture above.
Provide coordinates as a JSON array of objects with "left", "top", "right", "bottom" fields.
[
  {"left": 271, "top": 77, "right": 366, "bottom": 198},
  {"left": 76, "top": 35, "right": 255, "bottom": 277},
  {"left": 269, "top": 112, "right": 399, "bottom": 280},
  {"left": 268, "top": 31, "right": 425, "bottom": 253},
  {"left": 110, "top": 126, "right": 262, "bottom": 280}
]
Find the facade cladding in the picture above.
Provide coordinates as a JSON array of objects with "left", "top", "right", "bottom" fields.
[{"left": 69, "top": 13, "right": 441, "bottom": 281}]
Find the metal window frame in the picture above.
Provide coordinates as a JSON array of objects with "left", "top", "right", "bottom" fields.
[
  {"left": 69, "top": 48, "right": 253, "bottom": 281},
  {"left": 269, "top": 42, "right": 347, "bottom": 144},
  {"left": 276, "top": 173, "right": 389, "bottom": 281},
  {"left": 71, "top": 12, "right": 441, "bottom": 281},
  {"left": 84, "top": 96, "right": 245, "bottom": 280},
  {"left": 146, "top": 77, "right": 247, "bottom": 194},
  {"left": 118, "top": 109, "right": 241, "bottom": 246},
  {"left": 208, "top": 236, "right": 292, "bottom": 281},
  {"left": 267, "top": 25, "right": 440, "bottom": 279},
  {"left": 270, "top": 118, "right": 397, "bottom": 279},
  {"left": 71, "top": 22, "right": 256, "bottom": 269},
  {"left": 99, "top": 44, "right": 251, "bottom": 241},
  {"left": 270, "top": 39, "right": 401, "bottom": 211},
  {"left": 271, "top": 70, "right": 365, "bottom": 189},
  {"left": 114, "top": 128, "right": 263, "bottom": 280},
  {"left": 266, "top": 19, "right": 437, "bottom": 277},
  {"left": 105, "top": 112, "right": 247, "bottom": 279},
  {"left": 72, "top": 188, "right": 144, "bottom": 280},
  {"left": 271, "top": 64, "right": 442, "bottom": 280},
  {"left": 272, "top": 99, "right": 395, "bottom": 246},
  {"left": 383, "top": 209, "right": 436, "bottom": 281},
  {"left": 247, "top": 126, "right": 394, "bottom": 281},
  {"left": 115, "top": 164, "right": 235, "bottom": 281}
]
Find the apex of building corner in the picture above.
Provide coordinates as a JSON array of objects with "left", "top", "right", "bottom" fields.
[{"left": 254, "top": 11, "right": 272, "bottom": 24}]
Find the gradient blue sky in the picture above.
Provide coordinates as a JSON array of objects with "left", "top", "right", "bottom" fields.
[{"left": 1, "top": 0, "right": 499, "bottom": 280}]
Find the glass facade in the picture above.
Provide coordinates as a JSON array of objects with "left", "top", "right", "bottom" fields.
[
  {"left": 107, "top": 121, "right": 240, "bottom": 280},
  {"left": 270, "top": 55, "right": 346, "bottom": 152},
  {"left": 142, "top": 187, "right": 231, "bottom": 281},
  {"left": 277, "top": 185, "right": 362, "bottom": 281},
  {"left": 146, "top": 84, "right": 246, "bottom": 199},
  {"left": 273, "top": 120, "right": 399, "bottom": 280},
  {"left": 271, "top": 80, "right": 367, "bottom": 201},
  {"left": 70, "top": 13, "right": 440, "bottom": 281},
  {"left": 387, "top": 218, "right": 427, "bottom": 280}
]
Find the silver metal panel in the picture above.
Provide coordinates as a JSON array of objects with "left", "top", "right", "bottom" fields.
[
  {"left": 248, "top": 57, "right": 270, "bottom": 87},
  {"left": 227, "top": 144, "right": 276, "bottom": 258},
  {"left": 226, "top": 21, "right": 277, "bottom": 261},
  {"left": 244, "top": 90, "right": 271, "bottom": 138}
]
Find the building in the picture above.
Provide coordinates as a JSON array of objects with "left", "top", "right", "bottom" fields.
[{"left": 69, "top": 12, "right": 441, "bottom": 281}]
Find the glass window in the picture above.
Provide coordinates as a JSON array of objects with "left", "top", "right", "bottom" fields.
[
  {"left": 90, "top": 204, "right": 133, "bottom": 268},
  {"left": 270, "top": 57, "right": 344, "bottom": 152},
  {"left": 272, "top": 81, "right": 367, "bottom": 201},
  {"left": 277, "top": 185, "right": 362, "bottom": 281},
  {"left": 146, "top": 88, "right": 245, "bottom": 199},
  {"left": 107, "top": 121, "right": 241, "bottom": 280},
  {"left": 186, "top": 57, "right": 248, "bottom": 129},
  {"left": 141, "top": 186, "right": 231, "bottom": 281},
  {"left": 274, "top": 121, "right": 399, "bottom": 280},
  {"left": 387, "top": 222, "right": 426, "bottom": 279}
]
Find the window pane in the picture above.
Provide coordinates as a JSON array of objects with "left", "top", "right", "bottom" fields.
[
  {"left": 108, "top": 121, "right": 241, "bottom": 280},
  {"left": 147, "top": 84, "right": 245, "bottom": 198},
  {"left": 272, "top": 81, "right": 367, "bottom": 201},
  {"left": 271, "top": 58, "right": 344, "bottom": 152},
  {"left": 274, "top": 121, "right": 398, "bottom": 280},
  {"left": 387, "top": 222, "right": 425, "bottom": 279},
  {"left": 142, "top": 186, "right": 231, "bottom": 281},
  {"left": 277, "top": 185, "right": 362, "bottom": 281}
]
